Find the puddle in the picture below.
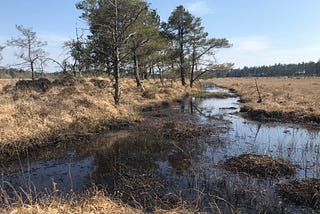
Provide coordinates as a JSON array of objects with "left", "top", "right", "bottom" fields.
[{"left": 1, "top": 85, "right": 320, "bottom": 213}]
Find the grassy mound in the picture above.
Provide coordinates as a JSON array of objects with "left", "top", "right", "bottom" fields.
[
  {"left": 221, "top": 154, "right": 296, "bottom": 178},
  {"left": 161, "top": 121, "right": 215, "bottom": 140}
]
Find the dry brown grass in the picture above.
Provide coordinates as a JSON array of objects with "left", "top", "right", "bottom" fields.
[
  {"left": 1, "top": 189, "right": 192, "bottom": 214},
  {"left": 0, "top": 77, "right": 191, "bottom": 148},
  {"left": 0, "top": 77, "right": 197, "bottom": 214},
  {"left": 1, "top": 194, "right": 141, "bottom": 214},
  {"left": 2, "top": 195, "right": 192, "bottom": 214},
  {"left": 211, "top": 77, "right": 320, "bottom": 123}
]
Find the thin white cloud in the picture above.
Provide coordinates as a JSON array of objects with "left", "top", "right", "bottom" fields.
[
  {"left": 186, "top": 1, "right": 213, "bottom": 16},
  {"left": 231, "top": 36, "right": 272, "bottom": 53},
  {"left": 216, "top": 35, "right": 320, "bottom": 68}
]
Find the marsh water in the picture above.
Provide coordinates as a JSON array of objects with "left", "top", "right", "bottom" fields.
[{"left": 1, "top": 85, "right": 320, "bottom": 213}]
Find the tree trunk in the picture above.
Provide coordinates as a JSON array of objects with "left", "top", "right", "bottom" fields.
[
  {"left": 31, "top": 61, "right": 35, "bottom": 80},
  {"left": 157, "top": 64, "right": 163, "bottom": 85},
  {"left": 113, "top": 48, "right": 120, "bottom": 105},
  {"left": 190, "top": 48, "right": 196, "bottom": 88},
  {"left": 132, "top": 49, "right": 142, "bottom": 87},
  {"left": 106, "top": 59, "right": 112, "bottom": 76},
  {"left": 179, "top": 42, "right": 186, "bottom": 86},
  {"left": 29, "top": 42, "right": 35, "bottom": 81},
  {"left": 113, "top": 0, "right": 120, "bottom": 105},
  {"left": 179, "top": 29, "right": 186, "bottom": 86}
]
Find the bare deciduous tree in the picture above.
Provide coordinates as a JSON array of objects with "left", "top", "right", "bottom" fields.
[{"left": 7, "top": 24, "right": 47, "bottom": 80}]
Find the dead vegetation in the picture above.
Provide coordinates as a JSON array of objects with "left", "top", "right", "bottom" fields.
[
  {"left": 0, "top": 194, "right": 193, "bottom": 214},
  {"left": 211, "top": 77, "right": 320, "bottom": 124},
  {"left": 276, "top": 179, "right": 320, "bottom": 210},
  {"left": 161, "top": 121, "right": 215, "bottom": 140},
  {"left": 0, "top": 192, "right": 141, "bottom": 214},
  {"left": 0, "top": 77, "right": 193, "bottom": 160},
  {"left": 0, "top": 188, "right": 191, "bottom": 214},
  {"left": 221, "top": 154, "right": 296, "bottom": 178},
  {"left": 136, "top": 101, "right": 218, "bottom": 142},
  {"left": 0, "top": 76, "right": 201, "bottom": 214}
]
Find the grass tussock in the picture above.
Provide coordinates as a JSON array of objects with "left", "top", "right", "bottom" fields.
[
  {"left": 0, "top": 192, "right": 142, "bottom": 214},
  {"left": 0, "top": 77, "right": 192, "bottom": 157},
  {"left": 211, "top": 77, "right": 320, "bottom": 124},
  {"left": 161, "top": 121, "right": 215, "bottom": 140},
  {"left": 221, "top": 154, "right": 296, "bottom": 178},
  {"left": 276, "top": 179, "right": 320, "bottom": 210},
  {"left": 0, "top": 180, "right": 195, "bottom": 214}
]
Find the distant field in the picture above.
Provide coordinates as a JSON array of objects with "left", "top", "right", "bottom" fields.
[{"left": 211, "top": 77, "right": 320, "bottom": 124}]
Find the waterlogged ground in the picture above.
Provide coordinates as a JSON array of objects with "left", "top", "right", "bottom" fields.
[{"left": 1, "top": 85, "right": 320, "bottom": 213}]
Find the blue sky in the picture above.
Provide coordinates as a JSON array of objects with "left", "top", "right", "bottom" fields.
[{"left": 1, "top": 0, "right": 320, "bottom": 71}]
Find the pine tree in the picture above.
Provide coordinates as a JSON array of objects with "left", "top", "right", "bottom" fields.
[
  {"left": 77, "top": 0, "right": 148, "bottom": 104},
  {"left": 164, "top": 5, "right": 195, "bottom": 86}
]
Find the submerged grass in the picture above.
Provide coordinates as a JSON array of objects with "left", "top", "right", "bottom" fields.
[{"left": 211, "top": 77, "right": 320, "bottom": 124}]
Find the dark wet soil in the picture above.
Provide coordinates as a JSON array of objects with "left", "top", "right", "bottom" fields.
[{"left": 221, "top": 154, "right": 296, "bottom": 178}]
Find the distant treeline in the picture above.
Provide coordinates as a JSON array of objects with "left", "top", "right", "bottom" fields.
[
  {"left": 0, "top": 68, "right": 58, "bottom": 79},
  {"left": 225, "top": 61, "right": 320, "bottom": 77},
  {"left": 2, "top": 61, "right": 320, "bottom": 80}
]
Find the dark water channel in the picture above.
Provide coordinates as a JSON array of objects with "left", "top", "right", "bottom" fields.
[{"left": 1, "top": 85, "right": 320, "bottom": 213}]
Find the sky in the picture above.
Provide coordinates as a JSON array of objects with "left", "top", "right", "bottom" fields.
[{"left": 1, "top": 0, "right": 320, "bottom": 71}]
